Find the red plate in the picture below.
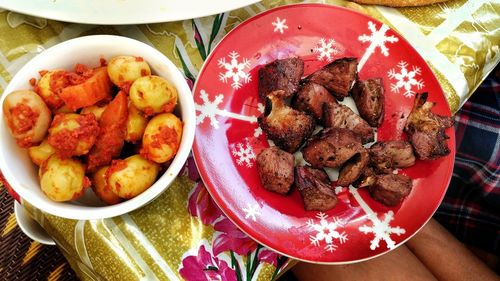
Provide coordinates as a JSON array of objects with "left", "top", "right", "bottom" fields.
[{"left": 192, "top": 4, "right": 455, "bottom": 263}]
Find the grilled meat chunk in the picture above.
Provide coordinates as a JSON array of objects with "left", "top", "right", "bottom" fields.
[
  {"left": 295, "top": 166, "right": 337, "bottom": 211},
  {"left": 306, "top": 58, "right": 358, "bottom": 100},
  {"left": 351, "top": 78, "right": 385, "bottom": 127},
  {"left": 258, "top": 90, "right": 315, "bottom": 153},
  {"left": 302, "top": 128, "right": 363, "bottom": 169},
  {"left": 337, "top": 148, "right": 369, "bottom": 186},
  {"left": 404, "top": 93, "right": 454, "bottom": 160},
  {"left": 362, "top": 174, "right": 413, "bottom": 206},
  {"left": 369, "top": 141, "right": 416, "bottom": 173},
  {"left": 292, "top": 82, "right": 336, "bottom": 122},
  {"left": 256, "top": 146, "right": 294, "bottom": 195},
  {"left": 323, "top": 102, "right": 374, "bottom": 143},
  {"left": 258, "top": 57, "right": 304, "bottom": 101}
]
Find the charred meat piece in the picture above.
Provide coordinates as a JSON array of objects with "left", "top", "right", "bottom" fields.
[
  {"left": 323, "top": 102, "right": 374, "bottom": 143},
  {"left": 302, "top": 128, "right": 363, "bottom": 169},
  {"left": 362, "top": 174, "right": 413, "bottom": 206},
  {"left": 292, "top": 82, "right": 336, "bottom": 122},
  {"left": 351, "top": 78, "right": 385, "bottom": 127},
  {"left": 306, "top": 58, "right": 358, "bottom": 100},
  {"left": 258, "top": 57, "right": 304, "bottom": 101},
  {"left": 256, "top": 146, "right": 295, "bottom": 195},
  {"left": 369, "top": 141, "right": 416, "bottom": 173},
  {"left": 337, "top": 148, "right": 369, "bottom": 186},
  {"left": 258, "top": 90, "right": 315, "bottom": 153},
  {"left": 295, "top": 166, "right": 337, "bottom": 211},
  {"left": 404, "top": 93, "right": 454, "bottom": 160}
]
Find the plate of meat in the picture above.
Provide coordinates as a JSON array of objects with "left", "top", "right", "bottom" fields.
[{"left": 192, "top": 4, "right": 455, "bottom": 263}]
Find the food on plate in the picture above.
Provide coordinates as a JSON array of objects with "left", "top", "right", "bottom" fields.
[
  {"left": 129, "top": 75, "right": 178, "bottom": 116},
  {"left": 361, "top": 174, "right": 413, "bottom": 206},
  {"left": 91, "top": 166, "right": 122, "bottom": 205},
  {"left": 36, "top": 70, "right": 68, "bottom": 111},
  {"left": 55, "top": 105, "right": 75, "bottom": 114},
  {"left": 404, "top": 93, "right": 454, "bottom": 160},
  {"left": 292, "top": 82, "right": 336, "bottom": 122},
  {"left": 256, "top": 146, "right": 294, "bottom": 195},
  {"left": 302, "top": 128, "right": 363, "bottom": 169},
  {"left": 28, "top": 140, "right": 55, "bottom": 166},
  {"left": 258, "top": 90, "right": 315, "bottom": 153},
  {"left": 337, "top": 148, "right": 369, "bottom": 186},
  {"left": 125, "top": 102, "right": 148, "bottom": 143},
  {"left": 322, "top": 101, "right": 374, "bottom": 143},
  {"left": 39, "top": 154, "right": 89, "bottom": 202},
  {"left": 107, "top": 55, "right": 151, "bottom": 87},
  {"left": 369, "top": 140, "right": 416, "bottom": 173},
  {"left": 295, "top": 166, "right": 337, "bottom": 211},
  {"left": 258, "top": 57, "right": 304, "bottom": 101},
  {"left": 80, "top": 104, "right": 107, "bottom": 121},
  {"left": 2, "top": 90, "right": 52, "bottom": 148},
  {"left": 141, "top": 113, "right": 183, "bottom": 163},
  {"left": 306, "top": 57, "right": 358, "bottom": 100},
  {"left": 48, "top": 113, "right": 99, "bottom": 158},
  {"left": 351, "top": 78, "right": 384, "bottom": 127},
  {"left": 106, "top": 155, "right": 160, "bottom": 199}
]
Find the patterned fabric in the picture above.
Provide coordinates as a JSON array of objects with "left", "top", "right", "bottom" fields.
[{"left": 434, "top": 66, "right": 500, "bottom": 255}]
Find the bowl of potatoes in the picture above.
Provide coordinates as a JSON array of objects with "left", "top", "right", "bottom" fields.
[{"left": 0, "top": 35, "right": 196, "bottom": 220}]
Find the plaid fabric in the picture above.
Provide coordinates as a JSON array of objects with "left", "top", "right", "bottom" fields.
[{"left": 434, "top": 66, "right": 500, "bottom": 256}]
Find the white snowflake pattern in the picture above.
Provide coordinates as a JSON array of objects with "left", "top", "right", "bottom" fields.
[
  {"left": 334, "top": 186, "right": 344, "bottom": 194},
  {"left": 358, "top": 21, "right": 399, "bottom": 70},
  {"left": 218, "top": 51, "right": 251, "bottom": 89},
  {"left": 359, "top": 211, "right": 406, "bottom": 250},
  {"left": 272, "top": 17, "right": 288, "bottom": 34},
  {"left": 313, "top": 38, "right": 342, "bottom": 62},
  {"left": 388, "top": 61, "right": 425, "bottom": 98},
  {"left": 195, "top": 90, "right": 224, "bottom": 129},
  {"left": 306, "top": 213, "right": 348, "bottom": 252},
  {"left": 242, "top": 204, "right": 261, "bottom": 221},
  {"left": 231, "top": 138, "right": 256, "bottom": 167}
]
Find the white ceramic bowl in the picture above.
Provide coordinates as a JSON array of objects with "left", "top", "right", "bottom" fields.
[{"left": 0, "top": 35, "right": 196, "bottom": 220}]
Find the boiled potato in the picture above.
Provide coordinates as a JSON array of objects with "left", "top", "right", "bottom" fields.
[
  {"left": 28, "top": 140, "right": 55, "bottom": 166},
  {"left": 37, "top": 70, "right": 67, "bottom": 110},
  {"left": 141, "top": 113, "right": 182, "bottom": 163},
  {"left": 3, "top": 90, "right": 52, "bottom": 148},
  {"left": 81, "top": 105, "right": 107, "bottom": 121},
  {"left": 91, "top": 166, "right": 122, "bottom": 205},
  {"left": 125, "top": 102, "right": 148, "bottom": 143},
  {"left": 39, "top": 154, "right": 88, "bottom": 202},
  {"left": 107, "top": 155, "right": 159, "bottom": 199},
  {"left": 55, "top": 105, "right": 75, "bottom": 114},
  {"left": 47, "top": 113, "right": 99, "bottom": 158},
  {"left": 107, "top": 56, "right": 151, "bottom": 87},
  {"left": 129, "top": 76, "right": 178, "bottom": 116}
]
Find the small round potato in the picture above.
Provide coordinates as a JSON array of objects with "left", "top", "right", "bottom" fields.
[
  {"left": 48, "top": 113, "right": 99, "bottom": 158},
  {"left": 141, "top": 113, "right": 182, "bottom": 163},
  {"left": 106, "top": 155, "right": 159, "bottom": 199},
  {"left": 81, "top": 105, "right": 107, "bottom": 121},
  {"left": 129, "top": 76, "right": 178, "bottom": 116},
  {"left": 39, "top": 154, "right": 88, "bottom": 202},
  {"left": 3, "top": 90, "right": 52, "bottom": 148},
  {"left": 125, "top": 102, "right": 148, "bottom": 143},
  {"left": 91, "top": 166, "right": 122, "bottom": 205},
  {"left": 107, "top": 56, "right": 151, "bottom": 87},
  {"left": 37, "top": 70, "right": 67, "bottom": 110},
  {"left": 55, "top": 105, "right": 75, "bottom": 114},
  {"left": 28, "top": 140, "right": 55, "bottom": 166}
]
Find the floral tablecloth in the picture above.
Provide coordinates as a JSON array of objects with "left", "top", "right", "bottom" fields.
[{"left": 0, "top": 0, "right": 498, "bottom": 280}]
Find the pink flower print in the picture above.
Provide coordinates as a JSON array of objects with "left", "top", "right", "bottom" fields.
[
  {"left": 188, "top": 182, "right": 223, "bottom": 225},
  {"left": 257, "top": 247, "right": 280, "bottom": 267},
  {"left": 212, "top": 217, "right": 258, "bottom": 256},
  {"left": 179, "top": 245, "right": 237, "bottom": 281}
]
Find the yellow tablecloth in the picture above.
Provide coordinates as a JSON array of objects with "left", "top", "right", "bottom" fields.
[{"left": 0, "top": 0, "right": 498, "bottom": 280}]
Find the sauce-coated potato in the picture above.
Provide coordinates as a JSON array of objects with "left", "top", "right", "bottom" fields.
[
  {"left": 28, "top": 140, "right": 55, "bottom": 166},
  {"left": 81, "top": 105, "right": 107, "bottom": 121},
  {"left": 55, "top": 105, "right": 75, "bottom": 114},
  {"left": 141, "top": 113, "right": 182, "bottom": 163},
  {"left": 91, "top": 166, "right": 122, "bottom": 205},
  {"left": 125, "top": 103, "right": 147, "bottom": 143},
  {"left": 39, "top": 154, "right": 88, "bottom": 201},
  {"left": 129, "top": 76, "right": 178, "bottom": 116},
  {"left": 48, "top": 113, "right": 99, "bottom": 158},
  {"left": 37, "top": 70, "right": 67, "bottom": 110},
  {"left": 3, "top": 90, "right": 52, "bottom": 148},
  {"left": 107, "top": 56, "right": 151, "bottom": 87},
  {"left": 106, "top": 155, "right": 159, "bottom": 199}
]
